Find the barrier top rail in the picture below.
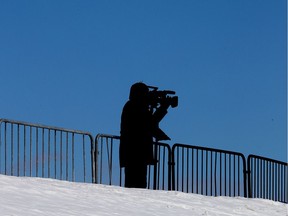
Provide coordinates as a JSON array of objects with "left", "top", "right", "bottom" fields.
[
  {"left": 248, "top": 154, "right": 288, "bottom": 166},
  {"left": 173, "top": 143, "right": 246, "bottom": 158},
  {"left": 96, "top": 134, "right": 120, "bottom": 140},
  {"left": 0, "top": 119, "right": 94, "bottom": 137}
]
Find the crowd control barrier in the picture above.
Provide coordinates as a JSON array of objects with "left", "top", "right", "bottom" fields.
[
  {"left": 247, "top": 154, "right": 287, "bottom": 203},
  {"left": 0, "top": 118, "right": 287, "bottom": 203},
  {"left": 172, "top": 143, "right": 247, "bottom": 197},
  {"left": 95, "top": 134, "right": 172, "bottom": 190},
  {"left": 0, "top": 119, "right": 95, "bottom": 183}
]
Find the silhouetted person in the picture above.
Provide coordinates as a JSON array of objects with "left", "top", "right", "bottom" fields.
[{"left": 119, "top": 82, "right": 170, "bottom": 188}]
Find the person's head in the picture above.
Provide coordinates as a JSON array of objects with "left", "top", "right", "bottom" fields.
[{"left": 129, "top": 82, "right": 149, "bottom": 104}]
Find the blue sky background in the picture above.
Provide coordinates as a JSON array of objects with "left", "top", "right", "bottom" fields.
[{"left": 0, "top": 0, "right": 286, "bottom": 162}]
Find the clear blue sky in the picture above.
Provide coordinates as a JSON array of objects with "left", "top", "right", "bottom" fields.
[{"left": 0, "top": 0, "right": 286, "bottom": 162}]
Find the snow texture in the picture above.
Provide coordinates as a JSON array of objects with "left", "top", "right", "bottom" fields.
[{"left": 0, "top": 175, "right": 286, "bottom": 216}]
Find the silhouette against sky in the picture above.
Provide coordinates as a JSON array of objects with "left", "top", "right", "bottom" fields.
[{"left": 0, "top": 0, "right": 286, "bottom": 162}]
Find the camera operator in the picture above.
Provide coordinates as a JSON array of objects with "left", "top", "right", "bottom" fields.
[{"left": 119, "top": 82, "right": 171, "bottom": 188}]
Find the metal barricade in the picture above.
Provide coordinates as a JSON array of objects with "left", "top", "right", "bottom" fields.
[
  {"left": 172, "top": 143, "right": 247, "bottom": 197},
  {"left": 2, "top": 118, "right": 287, "bottom": 203},
  {"left": 247, "top": 154, "right": 288, "bottom": 203},
  {"left": 95, "top": 134, "right": 172, "bottom": 190},
  {"left": 0, "top": 119, "right": 95, "bottom": 183}
]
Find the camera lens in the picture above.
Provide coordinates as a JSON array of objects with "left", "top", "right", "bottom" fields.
[{"left": 170, "top": 96, "right": 178, "bottom": 108}]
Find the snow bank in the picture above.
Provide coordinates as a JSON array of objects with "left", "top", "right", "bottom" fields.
[{"left": 0, "top": 175, "right": 286, "bottom": 216}]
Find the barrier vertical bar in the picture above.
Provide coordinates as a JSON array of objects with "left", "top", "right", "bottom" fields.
[
  {"left": 48, "top": 129, "right": 50, "bottom": 178},
  {"left": 72, "top": 133, "right": 75, "bottom": 182},
  {"left": 162, "top": 146, "right": 166, "bottom": 190},
  {"left": 66, "top": 132, "right": 68, "bottom": 181},
  {"left": 196, "top": 149, "right": 198, "bottom": 194},
  {"left": 157, "top": 145, "right": 161, "bottom": 189},
  {"left": 54, "top": 130, "right": 57, "bottom": 179},
  {"left": 210, "top": 151, "right": 213, "bottom": 196},
  {"left": 42, "top": 128, "right": 44, "bottom": 178},
  {"left": 30, "top": 126, "right": 32, "bottom": 177},
  {"left": 205, "top": 150, "right": 208, "bottom": 195},
  {"left": 214, "top": 152, "right": 217, "bottom": 196},
  {"left": 83, "top": 135, "right": 86, "bottom": 183},
  {"left": 60, "top": 131, "right": 63, "bottom": 180},
  {"left": 186, "top": 148, "right": 189, "bottom": 193},
  {"left": 219, "top": 153, "right": 222, "bottom": 196},
  {"left": 230, "top": 154, "right": 233, "bottom": 196},
  {"left": 191, "top": 148, "right": 194, "bottom": 193},
  {"left": 11, "top": 124, "right": 14, "bottom": 176},
  {"left": 36, "top": 128, "right": 39, "bottom": 177},
  {"left": 201, "top": 149, "right": 203, "bottom": 195},
  {"left": 4, "top": 123, "right": 7, "bottom": 175},
  {"left": 24, "top": 125, "right": 26, "bottom": 176},
  {"left": 233, "top": 155, "right": 235, "bottom": 196},
  {"left": 17, "top": 124, "right": 20, "bottom": 176}
]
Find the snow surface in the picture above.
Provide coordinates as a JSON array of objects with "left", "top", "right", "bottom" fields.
[{"left": 0, "top": 175, "right": 286, "bottom": 216}]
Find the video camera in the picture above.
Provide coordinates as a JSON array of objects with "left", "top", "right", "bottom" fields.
[
  {"left": 147, "top": 86, "right": 178, "bottom": 109},
  {"left": 147, "top": 85, "right": 178, "bottom": 142}
]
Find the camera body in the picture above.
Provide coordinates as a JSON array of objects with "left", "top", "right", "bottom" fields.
[
  {"left": 147, "top": 86, "right": 178, "bottom": 109},
  {"left": 146, "top": 85, "right": 178, "bottom": 141}
]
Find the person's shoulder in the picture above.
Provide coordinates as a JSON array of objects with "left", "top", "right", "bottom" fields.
[
  {"left": 123, "top": 100, "right": 143, "bottom": 112},
  {"left": 124, "top": 100, "right": 132, "bottom": 108},
  {"left": 123, "top": 100, "right": 134, "bottom": 111}
]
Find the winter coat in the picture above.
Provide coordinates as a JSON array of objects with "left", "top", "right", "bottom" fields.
[{"left": 119, "top": 100, "right": 154, "bottom": 168}]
